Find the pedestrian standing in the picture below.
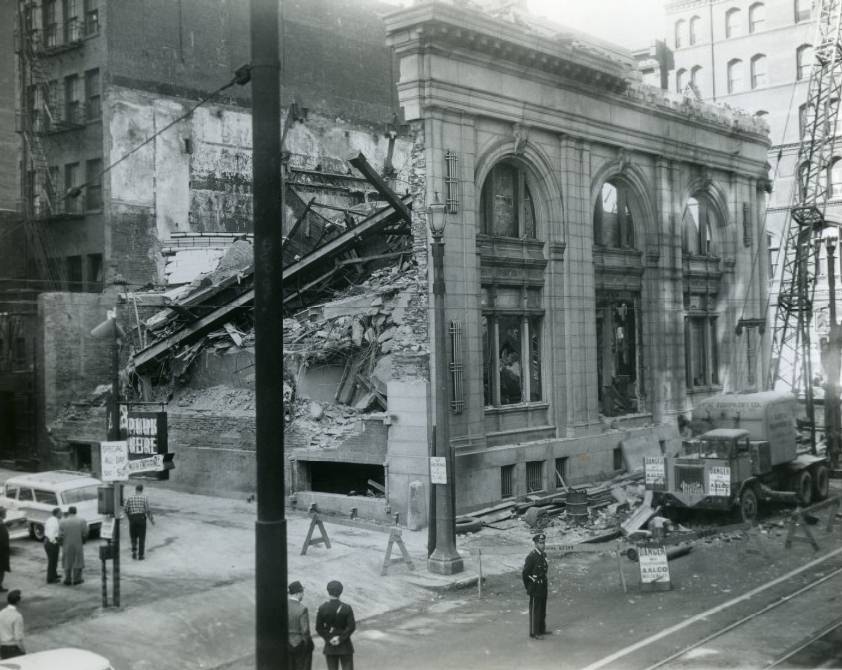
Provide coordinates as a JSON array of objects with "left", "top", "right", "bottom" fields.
[
  {"left": 522, "top": 532, "right": 549, "bottom": 639},
  {"left": 124, "top": 484, "right": 155, "bottom": 560},
  {"left": 43, "top": 508, "right": 62, "bottom": 584},
  {"left": 316, "top": 580, "right": 356, "bottom": 670},
  {"left": 288, "top": 580, "right": 313, "bottom": 670},
  {"left": 0, "top": 590, "right": 24, "bottom": 658},
  {"left": 59, "top": 506, "right": 86, "bottom": 586},
  {"left": 0, "top": 509, "right": 9, "bottom": 593}
]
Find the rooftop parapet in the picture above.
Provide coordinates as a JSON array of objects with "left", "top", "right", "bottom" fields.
[{"left": 385, "top": 1, "right": 770, "bottom": 141}]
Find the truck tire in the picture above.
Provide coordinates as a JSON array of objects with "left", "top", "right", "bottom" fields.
[
  {"left": 29, "top": 523, "right": 45, "bottom": 542},
  {"left": 812, "top": 464, "right": 830, "bottom": 501},
  {"left": 794, "top": 470, "right": 813, "bottom": 506},
  {"left": 739, "top": 487, "right": 759, "bottom": 522}
]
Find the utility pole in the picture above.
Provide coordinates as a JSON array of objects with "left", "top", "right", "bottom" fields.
[
  {"left": 251, "top": 0, "right": 287, "bottom": 667},
  {"left": 823, "top": 237, "right": 842, "bottom": 469}
]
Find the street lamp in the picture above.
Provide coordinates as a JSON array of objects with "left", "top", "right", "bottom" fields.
[{"left": 427, "top": 192, "right": 464, "bottom": 575}]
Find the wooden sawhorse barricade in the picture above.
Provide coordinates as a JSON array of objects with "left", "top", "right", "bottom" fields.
[
  {"left": 785, "top": 495, "right": 841, "bottom": 551},
  {"left": 299, "top": 508, "right": 414, "bottom": 576}
]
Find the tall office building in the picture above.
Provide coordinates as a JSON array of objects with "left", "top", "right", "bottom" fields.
[{"left": 666, "top": 0, "right": 841, "bottom": 386}]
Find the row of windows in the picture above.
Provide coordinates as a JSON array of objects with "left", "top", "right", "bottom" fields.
[
  {"left": 29, "top": 68, "right": 100, "bottom": 132},
  {"left": 49, "top": 253, "right": 104, "bottom": 293},
  {"left": 681, "top": 45, "right": 813, "bottom": 95},
  {"left": 27, "top": 158, "right": 102, "bottom": 215},
  {"left": 478, "top": 161, "right": 724, "bottom": 411},
  {"left": 23, "top": 0, "right": 99, "bottom": 48},
  {"left": 674, "top": 0, "right": 810, "bottom": 48}
]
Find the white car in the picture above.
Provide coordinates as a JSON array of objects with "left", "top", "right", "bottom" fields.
[
  {"left": 0, "top": 648, "right": 113, "bottom": 670},
  {"left": 0, "top": 471, "right": 105, "bottom": 541},
  {"left": 2, "top": 509, "right": 29, "bottom": 541}
]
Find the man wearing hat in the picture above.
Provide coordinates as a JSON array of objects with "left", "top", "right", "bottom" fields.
[
  {"left": 522, "top": 532, "right": 549, "bottom": 639},
  {"left": 287, "top": 581, "right": 313, "bottom": 670},
  {"left": 315, "top": 580, "right": 356, "bottom": 670}
]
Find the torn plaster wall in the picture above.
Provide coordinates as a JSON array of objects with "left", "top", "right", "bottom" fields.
[
  {"left": 153, "top": 99, "right": 192, "bottom": 237},
  {"left": 108, "top": 91, "right": 156, "bottom": 211}
]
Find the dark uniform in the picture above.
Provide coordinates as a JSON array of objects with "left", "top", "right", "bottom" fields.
[
  {"left": 316, "top": 580, "right": 356, "bottom": 670},
  {"left": 522, "top": 533, "right": 549, "bottom": 638}
]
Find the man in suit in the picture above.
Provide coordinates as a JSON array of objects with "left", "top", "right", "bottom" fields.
[
  {"left": 315, "top": 580, "right": 356, "bottom": 670},
  {"left": 287, "top": 580, "right": 313, "bottom": 670},
  {"left": 59, "top": 507, "right": 87, "bottom": 586},
  {"left": 522, "top": 532, "right": 549, "bottom": 639}
]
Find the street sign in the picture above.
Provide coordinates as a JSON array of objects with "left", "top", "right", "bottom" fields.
[
  {"left": 100, "top": 518, "right": 116, "bottom": 541},
  {"left": 638, "top": 544, "right": 671, "bottom": 591},
  {"left": 100, "top": 441, "right": 129, "bottom": 482},
  {"left": 644, "top": 456, "right": 666, "bottom": 491},
  {"left": 429, "top": 457, "right": 447, "bottom": 484},
  {"left": 126, "top": 454, "right": 164, "bottom": 474}
]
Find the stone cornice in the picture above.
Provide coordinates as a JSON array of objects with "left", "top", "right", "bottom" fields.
[{"left": 383, "top": 1, "right": 634, "bottom": 94}]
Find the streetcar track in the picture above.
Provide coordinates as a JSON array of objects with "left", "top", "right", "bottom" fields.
[
  {"left": 765, "top": 614, "right": 842, "bottom": 668},
  {"left": 582, "top": 545, "right": 842, "bottom": 670},
  {"left": 642, "top": 566, "right": 842, "bottom": 669}
]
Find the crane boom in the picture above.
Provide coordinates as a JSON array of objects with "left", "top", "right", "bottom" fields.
[{"left": 769, "top": 0, "right": 842, "bottom": 455}]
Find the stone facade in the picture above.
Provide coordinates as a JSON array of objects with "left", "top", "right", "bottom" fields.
[{"left": 385, "top": 2, "right": 771, "bottom": 510}]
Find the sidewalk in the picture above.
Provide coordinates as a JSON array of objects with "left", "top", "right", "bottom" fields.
[{"left": 12, "top": 477, "right": 535, "bottom": 670}]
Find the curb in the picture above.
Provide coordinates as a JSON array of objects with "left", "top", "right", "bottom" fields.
[{"left": 405, "top": 573, "right": 480, "bottom": 592}]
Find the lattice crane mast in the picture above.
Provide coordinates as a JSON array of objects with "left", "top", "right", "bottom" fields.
[{"left": 769, "top": 0, "right": 842, "bottom": 462}]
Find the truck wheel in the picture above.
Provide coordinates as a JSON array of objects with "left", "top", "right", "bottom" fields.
[
  {"left": 739, "top": 487, "right": 759, "bottom": 522},
  {"left": 29, "top": 523, "right": 45, "bottom": 542},
  {"left": 812, "top": 465, "right": 830, "bottom": 501},
  {"left": 794, "top": 470, "right": 813, "bottom": 506}
]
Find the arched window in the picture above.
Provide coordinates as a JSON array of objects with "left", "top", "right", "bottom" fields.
[
  {"left": 749, "top": 3, "right": 765, "bottom": 32},
  {"left": 689, "top": 16, "right": 701, "bottom": 44},
  {"left": 795, "top": 0, "right": 811, "bottom": 22},
  {"left": 675, "top": 19, "right": 686, "bottom": 48},
  {"left": 480, "top": 160, "right": 537, "bottom": 238},
  {"left": 691, "top": 65, "right": 703, "bottom": 89},
  {"left": 727, "top": 59, "right": 743, "bottom": 93},
  {"left": 830, "top": 158, "right": 842, "bottom": 197},
  {"left": 683, "top": 196, "right": 714, "bottom": 256},
  {"left": 797, "top": 44, "right": 813, "bottom": 80},
  {"left": 725, "top": 8, "right": 742, "bottom": 38},
  {"left": 593, "top": 181, "right": 635, "bottom": 249},
  {"left": 751, "top": 54, "right": 767, "bottom": 88},
  {"left": 479, "top": 160, "right": 544, "bottom": 408},
  {"left": 676, "top": 68, "right": 688, "bottom": 93}
]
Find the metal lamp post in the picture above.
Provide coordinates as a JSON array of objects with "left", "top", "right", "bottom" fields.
[{"left": 427, "top": 193, "right": 464, "bottom": 575}]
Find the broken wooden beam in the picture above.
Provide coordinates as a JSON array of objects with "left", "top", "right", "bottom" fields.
[{"left": 348, "top": 152, "right": 411, "bottom": 223}]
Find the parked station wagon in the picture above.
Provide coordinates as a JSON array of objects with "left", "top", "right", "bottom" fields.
[{"left": 0, "top": 471, "right": 105, "bottom": 540}]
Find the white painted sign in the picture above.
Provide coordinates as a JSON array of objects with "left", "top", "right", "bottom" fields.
[
  {"left": 707, "top": 465, "right": 731, "bottom": 497},
  {"left": 643, "top": 456, "right": 666, "bottom": 491},
  {"left": 100, "top": 441, "right": 129, "bottom": 482},
  {"left": 126, "top": 454, "right": 164, "bottom": 474},
  {"left": 429, "top": 457, "right": 447, "bottom": 484},
  {"left": 638, "top": 545, "right": 671, "bottom": 584},
  {"left": 100, "top": 518, "right": 116, "bottom": 541}
]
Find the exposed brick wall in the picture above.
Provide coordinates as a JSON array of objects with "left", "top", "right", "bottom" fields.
[
  {"left": 109, "top": 205, "right": 159, "bottom": 286},
  {"left": 106, "top": 0, "right": 398, "bottom": 125}
]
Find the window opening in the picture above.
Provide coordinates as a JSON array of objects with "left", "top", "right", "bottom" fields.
[
  {"left": 501, "top": 464, "right": 515, "bottom": 498},
  {"left": 749, "top": 3, "right": 765, "bottom": 32},
  {"left": 751, "top": 54, "right": 767, "bottom": 89},
  {"left": 554, "top": 458, "right": 568, "bottom": 488},
  {"left": 727, "top": 59, "right": 743, "bottom": 93},
  {"left": 797, "top": 44, "right": 813, "bottom": 81},
  {"left": 725, "top": 8, "right": 742, "bottom": 38},
  {"left": 480, "top": 161, "right": 537, "bottom": 238},
  {"left": 526, "top": 460, "right": 544, "bottom": 494},
  {"left": 593, "top": 181, "right": 635, "bottom": 248}
]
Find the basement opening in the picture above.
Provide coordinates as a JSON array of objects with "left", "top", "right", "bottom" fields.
[{"left": 307, "top": 461, "right": 385, "bottom": 497}]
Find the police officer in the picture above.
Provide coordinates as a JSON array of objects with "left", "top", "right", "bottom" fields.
[{"left": 522, "top": 532, "right": 549, "bottom": 639}]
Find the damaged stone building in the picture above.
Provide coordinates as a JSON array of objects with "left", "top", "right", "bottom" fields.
[{"left": 8, "top": 0, "right": 771, "bottom": 524}]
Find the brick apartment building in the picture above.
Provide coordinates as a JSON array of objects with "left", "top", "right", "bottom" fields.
[{"left": 3, "top": 0, "right": 773, "bottom": 523}]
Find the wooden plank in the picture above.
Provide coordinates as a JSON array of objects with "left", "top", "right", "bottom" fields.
[
  {"left": 132, "top": 289, "right": 255, "bottom": 370},
  {"left": 223, "top": 322, "right": 244, "bottom": 347},
  {"left": 348, "top": 152, "right": 411, "bottom": 223}
]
